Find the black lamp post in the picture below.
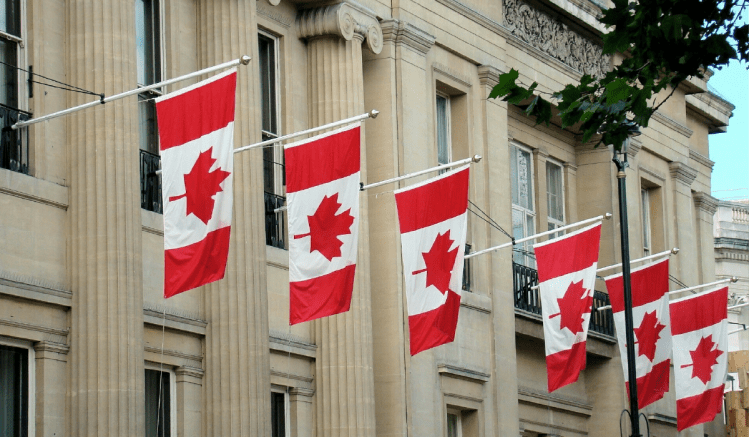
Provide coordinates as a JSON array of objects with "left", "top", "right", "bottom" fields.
[{"left": 611, "top": 121, "right": 643, "bottom": 437}]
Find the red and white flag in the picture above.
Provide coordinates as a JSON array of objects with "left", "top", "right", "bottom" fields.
[
  {"left": 394, "top": 166, "right": 469, "bottom": 356},
  {"left": 157, "top": 68, "right": 236, "bottom": 298},
  {"left": 605, "top": 257, "right": 671, "bottom": 408},
  {"left": 286, "top": 123, "right": 360, "bottom": 325},
  {"left": 535, "top": 222, "right": 601, "bottom": 392},
  {"left": 670, "top": 286, "right": 728, "bottom": 431}
]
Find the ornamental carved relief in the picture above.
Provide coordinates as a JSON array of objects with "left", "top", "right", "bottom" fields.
[{"left": 503, "top": 0, "right": 610, "bottom": 78}]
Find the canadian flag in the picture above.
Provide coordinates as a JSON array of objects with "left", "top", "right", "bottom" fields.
[
  {"left": 534, "top": 222, "right": 601, "bottom": 392},
  {"left": 670, "top": 286, "right": 728, "bottom": 431},
  {"left": 605, "top": 257, "right": 671, "bottom": 408},
  {"left": 157, "top": 68, "right": 236, "bottom": 298},
  {"left": 286, "top": 123, "right": 360, "bottom": 325},
  {"left": 394, "top": 166, "right": 469, "bottom": 356}
]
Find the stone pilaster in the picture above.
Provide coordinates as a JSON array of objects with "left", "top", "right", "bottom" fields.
[
  {"left": 197, "top": 1, "right": 271, "bottom": 436},
  {"left": 34, "top": 341, "right": 69, "bottom": 437},
  {"left": 176, "top": 366, "right": 203, "bottom": 437},
  {"left": 563, "top": 162, "right": 578, "bottom": 223},
  {"left": 298, "top": 3, "right": 380, "bottom": 435},
  {"left": 67, "top": 1, "right": 145, "bottom": 434},
  {"left": 693, "top": 191, "right": 720, "bottom": 284},
  {"left": 668, "top": 161, "right": 699, "bottom": 286}
]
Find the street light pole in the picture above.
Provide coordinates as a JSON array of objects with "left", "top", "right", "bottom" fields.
[{"left": 611, "top": 123, "right": 643, "bottom": 437}]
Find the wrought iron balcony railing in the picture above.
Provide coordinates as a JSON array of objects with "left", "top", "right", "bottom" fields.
[
  {"left": 0, "top": 105, "right": 31, "bottom": 174},
  {"left": 264, "top": 192, "right": 286, "bottom": 249},
  {"left": 140, "top": 149, "right": 162, "bottom": 213},
  {"left": 512, "top": 262, "right": 615, "bottom": 338}
]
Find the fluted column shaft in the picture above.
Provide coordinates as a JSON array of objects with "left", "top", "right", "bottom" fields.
[
  {"left": 67, "top": 1, "right": 145, "bottom": 435},
  {"left": 300, "top": 3, "right": 381, "bottom": 435},
  {"left": 197, "top": 1, "right": 271, "bottom": 436}
]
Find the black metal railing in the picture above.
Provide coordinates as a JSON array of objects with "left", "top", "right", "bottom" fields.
[
  {"left": 512, "top": 262, "right": 615, "bottom": 337},
  {"left": 264, "top": 192, "right": 286, "bottom": 249},
  {"left": 462, "top": 244, "right": 472, "bottom": 292},
  {"left": 0, "top": 105, "right": 31, "bottom": 174},
  {"left": 140, "top": 149, "right": 162, "bottom": 213}
]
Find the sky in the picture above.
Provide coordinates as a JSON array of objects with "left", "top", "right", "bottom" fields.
[{"left": 708, "top": 59, "right": 749, "bottom": 202}]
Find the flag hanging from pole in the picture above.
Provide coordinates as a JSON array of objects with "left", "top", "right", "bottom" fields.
[
  {"left": 394, "top": 165, "right": 470, "bottom": 356},
  {"left": 286, "top": 123, "right": 361, "bottom": 325},
  {"left": 605, "top": 257, "right": 672, "bottom": 408},
  {"left": 534, "top": 222, "right": 602, "bottom": 392},
  {"left": 670, "top": 286, "right": 728, "bottom": 431},
  {"left": 157, "top": 68, "right": 237, "bottom": 298}
]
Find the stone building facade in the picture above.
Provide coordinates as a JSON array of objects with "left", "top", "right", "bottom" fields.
[
  {"left": 718, "top": 201, "right": 749, "bottom": 352},
  {"left": 0, "top": 0, "right": 734, "bottom": 436}
]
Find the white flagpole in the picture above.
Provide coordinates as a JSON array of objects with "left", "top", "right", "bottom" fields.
[
  {"left": 597, "top": 276, "right": 739, "bottom": 312},
  {"left": 13, "top": 56, "right": 251, "bottom": 130},
  {"left": 596, "top": 247, "right": 679, "bottom": 276},
  {"left": 359, "top": 155, "right": 482, "bottom": 191},
  {"left": 464, "top": 213, "right": 612, "bottom": 260},
  {"left": 235, "top": 110, "right": 379, "bottom": 154},
  {"left": 272, "top": 154, "right": 482, "bottom": 213},
  {"left": 729, "top": 325, "right": 749, "bottom": 335}
]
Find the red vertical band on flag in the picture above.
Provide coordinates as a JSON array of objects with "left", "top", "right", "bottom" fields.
[
  {"left": 676, "top": 386, "right": 724, "bottom": 431},
  {"left": 164, "top": 227, "right": 231, "bottom": 298},
  {"left": 534, "top": 223, "right": 601, "bottom": 282},
  {"left": 670, "top": 287, "right": 728, "bottom": 335},
  {"left": 395, "top": 167, "right": 470, "bottom": 233},
  {"left": 546, "top": 342, "right": 587, "bottom": 392},
  {"left": 285, "top": 125, "right": 361, "bottom": 193},
  {"left": 157, "top": 71, "right": 237, "bottom": 150}
]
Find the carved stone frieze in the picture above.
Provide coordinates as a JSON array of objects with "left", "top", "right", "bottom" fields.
[
  {"left": 298, "top": 1, "right": 383, "bottom": 54},
  {"left": 503, "top": 0, "right": 610, "bottom": 77}
]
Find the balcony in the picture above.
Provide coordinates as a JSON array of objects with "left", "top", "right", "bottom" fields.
[
  {"left": 140, "top": 149, "right": 162, "bottom": 213},
  {"left": 264, "top": 192, "right": 286, "bottom": 249},
  {"left": 512, "top": 262, "right": 615, "bottom": 338},
  {"left": 0, "top": 105, "right": 31, "bottom": 174}
]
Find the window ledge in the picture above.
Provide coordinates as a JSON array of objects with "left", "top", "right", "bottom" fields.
[
  {"left": 0, "top": 168, "right": 68, "bottom": 210},
  {"left": 141, "top": 208, "right": 164, "bottom": 236},
  {"left": 460, "top": 291, "right": 491, "bottom": 313}
]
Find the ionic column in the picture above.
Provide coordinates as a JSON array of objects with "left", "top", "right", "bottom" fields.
[
  {"left": 298, "top": 3, "right": 382, "bottom": 436},
  {"left": 197, "top": 1, "right": 271, "bottom": 436},
  {"left": 67, "top": 1, "right": 145, "bottom": 435},
  {"left": 669, "top": 162, "right": 699, "bottom": 286},
  {"left": 693, "top": 191, "right": 719, "bottom": 284}
]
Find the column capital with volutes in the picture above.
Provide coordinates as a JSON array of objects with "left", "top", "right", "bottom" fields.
[{"left": 298, "top": 1, "right": 383, "bottom": 54}]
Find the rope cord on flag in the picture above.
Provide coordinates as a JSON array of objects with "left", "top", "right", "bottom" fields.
[
  {"left": 467, "top": 200, "right": 514, "bottom": 241},
  {"left": 669, "top": 275, "right": 689, "bottom": 289}
]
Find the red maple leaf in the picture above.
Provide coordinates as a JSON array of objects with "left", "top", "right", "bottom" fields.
[
  {"left": 294, "top": 193, "right": 354, "bottom": 261},
  {"left": 681, "top": 335, "right": 724, "bottom": 385},
  {"left": 633, "top": 310, "right": 666, "bottom": 361},
  {"left": 411, "top": 230, "right": 460, "bottom": 295},
  {"left": 549, "top": 280, "right": 593, "bottom": 335},
  {"left": 168, "top": 147, "right": 230, "bottom": 225}
]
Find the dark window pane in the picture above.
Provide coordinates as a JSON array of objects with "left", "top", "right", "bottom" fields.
[
  {"left": 271, "top": 392, "right": 285, "bottom": 437},
  {"left": 0, "top": 38, "right": 17, "bottom": 108},
  {"left": 136, "top": 0, "right": 161, "bottom": 87},
  {"left": 258, "top": 34, "right": 277, "bottom": 136},
  {"left": 145, "top": 369, "right": 170, "bottom": 437},
  {"left": 0, "top": 345, "right": 28, "bottom": 437},
  {"left": 0, "top": 0, "right": 21, "bottom": 37},
  {"left": 138, "top": 94, "right": 159, "bottom": 154}
]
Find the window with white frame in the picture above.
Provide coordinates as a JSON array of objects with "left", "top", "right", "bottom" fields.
[
  {"left": 546, "top": 160, "right": 565, "bottom": 239},
  {"left": 0, "top": 0, "right": 21, "bottom": 110},
  {"left": 641, "top": 188, "right": 652, "bottom": 256},
  {"left": 0, "top": 338, "right": 33, "bottom": 437},
  {"left": 436, "top": 93, "right": 451, "bottom": 172},
  {"left": 271, "top": 388, "right": 288, "bottom": 437},
  {"left": 135, "top": 0, "right": 162, "bottom": 156},
  {"left": 145, "top": 367, "right": 173, "bottom": 437},
  {"left": 259, "top": 31, "right": 283, "bottom": 195},
  {"left": 447, "top": 409, "right": 462, "bottom": 437},
  {"left": 510, "top": 144, "right": 536, "bottom": 267}
]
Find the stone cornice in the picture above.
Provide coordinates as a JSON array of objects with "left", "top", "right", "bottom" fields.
[
  {"left": 433, "top": 62, "right": 472, "bottom": 88},
  {"left": 34, "top": 340, "right": 70, "bottom": 355},
  {"left": 668, "top": 162, "right": 698, "bottom": 186},
  {"left": 380, "top": 19, "right": 435, "bottom": 56},
  {"left": 689, "top": 149, "right": 715, "bottom": 171},
  {"left": 298, "top": 1, "right": 383, "bottom": 54},
  {"left": 437, "top": 364, "right": 491, "bottom": 383},
  {"left": 477, "top": 65, "right": 501, "bottom": 87},
  {"left": 693, "top": 191, "right": 720, "bottom": 215},
  {"left": 652, "top": 111, "right": 693, "bottom": 138}
]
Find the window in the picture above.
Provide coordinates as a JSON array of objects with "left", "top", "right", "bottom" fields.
[
  {"left": 136, "top": 0, "right": 162, "bottom": 212},
  {"left": 0, "top": 342, "right": 31, "bottom": 437},
  {"left": 546, "top": 161, "right": 564, "bottom": 238},
  {"left": 259, "top": 31, "right": 286, "bottom": 249},
  {"left": 511, "top": 144, "right": 535, "bottom": 267},
  {"left": 145, "top": 368, "right": 171, "bottom": 437},
  {"left": 436, "top": 93, "right": 451, "bottom": 172},
  {"left": 462, "top": 243, "right": 472, "bottom": 292},
  {"left": 0, "top": 0, "right": 20, "bottom": 109},
  {"left": 271, "top": 390, "right": 287, "bottom": 437},
  {"left": 641, "top": 188, "right": 652, "bottom": 256},
  {"left": 447, "top": 409, "right": 462, "bottom": 437}
]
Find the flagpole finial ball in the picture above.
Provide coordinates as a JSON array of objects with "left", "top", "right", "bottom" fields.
[
  {"left": 369, "top": 109, "right": 379, "bottom": 119},
  {"left": 732, "top": 276, "right": 739, "bottom": 283},
  {"left": 240, "top": 55, "right": 251, "bottom": 65},
  {"left": 472, "top": 154, "right": 482, "bottom": 163},
  {"left": 671, "top": 247, "right": 680, "bottom": 255},
  {"left": 604, "top": 212, "right": 613, "bottom": 220}
]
